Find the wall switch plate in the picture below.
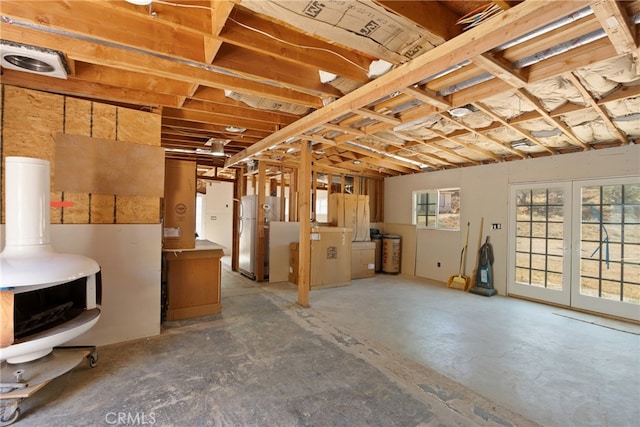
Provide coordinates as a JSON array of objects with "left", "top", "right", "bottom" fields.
[{"left": 492, "top": 223, "right": 502, "bottom": 230}]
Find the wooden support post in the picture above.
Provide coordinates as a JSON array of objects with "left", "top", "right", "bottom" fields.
[
  {"left": 297, "top": 141, "right": 312, "bottom": 308},
  {"left": 289, "top": 168, "right": 298, "bottom": 222},
  {"left": 256, "top": 161, "right": 267, "bottom": 282},
  {"left": 379, "top": 178, "right": 384, "bottom": 223},
  {"left": 280, "top": 166, "right": 286, "bottom": 221},
  {"left": 311, "top": 168, "right": 316, "bottom": 222}
]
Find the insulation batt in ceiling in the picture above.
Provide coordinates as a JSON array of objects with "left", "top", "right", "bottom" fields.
[
  {"left": 571, "top": 119, "right": 622, "bottom": 143},
  {"left": 526, "top": 76, "right": 587, "bottom": 112},
  {"left": 224, "top": 90, "right": 310, "bottom": 115},
  {"left": 481, "top": 92, "right": 535, "bottom": 120},
  {"left": 518, "top": 118, "right": 560, "bottom": 132},
  {"left": 605, "top": 97, "right": 640, "bottom": 117},
  {"left": 458, "top": 133, "right": 509, "bottom": 154},
  {"left": 431, "top": 118, "right": 465, "bottom": 134},
  {"left": 487, "top": 126, "right": 521, "bottom": 143},
  {"left": 458, "top": 111, "right": 494, "bottom": 129},
  {"left": 574, "top": 54, "right": 640, "bottom": 99},
  {"left": 241, "top": 0, "right": 441, "bottom": 64},
  {"left": 561, "top": 109, "right": 601, "bottom": 127},
  {"left": 612, "top": 114, "right": 640, "bottom": 137}
]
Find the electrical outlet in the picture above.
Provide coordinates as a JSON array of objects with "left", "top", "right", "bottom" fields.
[
  {"left": 437, "top": 262, "right": 441, "bottom": 267},
  {"left": 492, "top": 223, "right": 502, "bottom": 230}
]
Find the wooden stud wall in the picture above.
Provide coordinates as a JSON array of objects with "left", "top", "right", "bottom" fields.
[{"left": 0, "top": 85, "right": 162, "bottom": 225}]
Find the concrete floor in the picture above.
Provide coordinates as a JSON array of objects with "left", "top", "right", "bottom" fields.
[{"left": 4, "top": 260, "right": 639, "bottom": 426}]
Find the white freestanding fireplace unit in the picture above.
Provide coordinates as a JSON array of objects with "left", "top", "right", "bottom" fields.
[{"left": 0, "top": 156, "right": 101, "bottom": 363}]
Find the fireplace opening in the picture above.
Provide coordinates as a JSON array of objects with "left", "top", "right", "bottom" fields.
[{"left": 13, "top": 271, "right": 102, "bottom": 341}]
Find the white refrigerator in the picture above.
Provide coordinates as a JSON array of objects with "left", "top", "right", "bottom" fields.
[{"left": 239, "top": 195, "right": 281, "bottom": 279}]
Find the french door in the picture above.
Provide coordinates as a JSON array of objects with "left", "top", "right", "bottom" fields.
[
  {"left": 509, "top": 178, "right": 640, "bottom": 321},
  {"left": 509, "top": 182, "right": 572, "bottom": 306}
]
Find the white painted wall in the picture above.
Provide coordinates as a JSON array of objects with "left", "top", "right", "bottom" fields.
[
  {"left": 202, "top": 181, "right": 234, "bottom": 255},
  {"left": 385, "top": 144, "right": 640, "bottom": 295},
  {"left": 0, "top": 224, "right": 162, "bottom": 347},
  {"left": 269, "top": 221, "right": 300, "bottom": 283}
]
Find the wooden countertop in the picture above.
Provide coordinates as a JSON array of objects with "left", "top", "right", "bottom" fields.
[{"left": 163, "top": 239, "right": 226, "bottom": 255}]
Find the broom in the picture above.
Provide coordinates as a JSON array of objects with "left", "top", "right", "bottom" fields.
[{"left": 447, "top": 222, "right": 470, "bottom": 290}]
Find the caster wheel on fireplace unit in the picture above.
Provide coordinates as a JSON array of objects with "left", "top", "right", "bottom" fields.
[
  {"left": 88, "top": 353, "right": 98, "bottom": 368},
  {"left": 0, "top": 403, "right": 20, "bottom": 427}
]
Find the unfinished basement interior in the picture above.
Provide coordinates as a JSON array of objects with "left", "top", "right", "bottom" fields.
[{"left": 0, "top": 0, "right": 639, "bottom": 426}]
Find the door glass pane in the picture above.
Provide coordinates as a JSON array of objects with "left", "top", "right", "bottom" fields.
[
  {"left": 579, "top": 183, "right": 640, "bottom": 304},
  {"left": 514, "top": 187, "right": 565, "bottom": 289}
]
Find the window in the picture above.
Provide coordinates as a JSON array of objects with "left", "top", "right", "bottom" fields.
[{"left": 414, "top": 188, "right": 460, "bottom": 229}]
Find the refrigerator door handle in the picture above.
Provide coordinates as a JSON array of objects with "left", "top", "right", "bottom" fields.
[{"left": 239, "top": 217, "right": 244, "bottom": 236}]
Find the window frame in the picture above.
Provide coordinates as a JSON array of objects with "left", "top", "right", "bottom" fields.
[{"left": 413, "top": 188, "right": 460, "bottom": 230}]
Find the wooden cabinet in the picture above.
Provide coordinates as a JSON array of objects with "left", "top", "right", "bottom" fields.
[{"left": 163, "top": 241, "right": 224, "bottom": 321}]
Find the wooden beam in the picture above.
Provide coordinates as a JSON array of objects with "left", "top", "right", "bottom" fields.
[
  {"left": 439, "top": 113, "right": 527, "bottom": 159},
  {"left": 0, "top": 69, "right": 179, "bottom": 107},
  {"left": 473, "top": 102, "right": 556, "bottom": 154},
  {"left": 355, "top": 108, "right": 402, "bottom": 126},
  {"left": 564, "top": 72, "right": 628, "bottom": 143},
  {"left": 225, "top": 1, "right": 590, "bottom": 167},
  {"left": 471, "top": 53, "right": 529, "bottom": 88},
  {"left": 401, "top": 87, "right": 451, "bottom": 110},
  {"left": 220, "top": 7, "right": 371, "bottom": 82},
  {"left": 590, "top": 0, "right": 638, "bottom": 54},
  {"left": 374, "top": 0, "right": 462, "bottom": 41},
  {"left": 0, "top": 22, "right": 324, "bottom": 109},
  {"left": 517, "top": 89, "right": 591, "bottom": 150},
  {"left": 180, "top": 0, "right": 237, "bottom": 108},
  {"left": 396, "top": 133, "right": 481, "bottom": 165},
  {"left": 213, "top": 44, "right": 344, "bottom": 98}
]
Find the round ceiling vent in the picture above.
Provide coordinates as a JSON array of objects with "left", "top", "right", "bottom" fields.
[
  {"left": 0, "top": 41, "right": 69, "bottom": 79},
  {"left": 3, "top": 54, "right": 55, "bottom": 73}
]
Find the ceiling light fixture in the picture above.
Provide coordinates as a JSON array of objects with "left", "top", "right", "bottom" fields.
[
  {"left": 353, "top": 160, "right": 362, "bottom": 164},
  {"left": 449, "top": 107, "right": 472, "bottom": 117},
  {"left": 225, "top": 126, "right": 246, "bottom": 133},
  {"left": 125, "top": 0, "right": 152, "bottom": 5}
]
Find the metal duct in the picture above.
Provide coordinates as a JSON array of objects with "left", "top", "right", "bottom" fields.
[
  {"left": 437, "top": 73, "right": 495, "bottom": 97},
  {"left": 494, "top": 7, "right": 594, "bottom": 52},
  {"left": 515, "top": 12, "right": 640, "bottom": 69}
]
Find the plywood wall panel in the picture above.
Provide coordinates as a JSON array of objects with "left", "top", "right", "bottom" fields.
[
  {"left": 2, "top": 87, "right": 63, "bottom": 162},
  {"left": 50, "top": 191, "right": 63, "bottom": 224},
  {"left": 92, "top": 103, "right": 117, "bottom": 140},
  {"left": 55, "top": 133, "right": 165, "bottom": 197},
  {"left": 117, "top": 108, "right": 161, "bottom": 146},
  {"left": 64, "top": 97, "right": 92, "bottom": 136},
  {"left": 115, "top": 107, "right": 161, "bottom": 223},
  {"left": 116, "top": 195, "right": 160, "bottom": 224},
  {"left": 61, "top": 97, "right": 92, "bottom": 224},
  {"left": 1, "top": 85, "right": 161, "bottom": 226},
  {"left": 91, "top": 194, "right": 116, "bottom": 224},
  {"left": 2, "top": 86, "right": 64, "bottom": 224},
  {"left": 62, "top": 192, "right": 90, "bottom": 224}
]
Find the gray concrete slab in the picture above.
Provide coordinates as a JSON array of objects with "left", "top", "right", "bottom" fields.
[
  {"left": 4, "top": 264, "right": 638, "bottom": 427},
  {"left": 268, "top": 274, "right": 639, "bottom": 427}
]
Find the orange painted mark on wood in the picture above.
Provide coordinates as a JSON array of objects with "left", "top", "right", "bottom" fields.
[{"left": 51, "top": 201, "right": 73, "bottom": 208}]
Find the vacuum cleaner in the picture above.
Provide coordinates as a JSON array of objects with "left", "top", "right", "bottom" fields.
[{"left": 469, "top": 236, "right": 497, "bottom": 297}]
